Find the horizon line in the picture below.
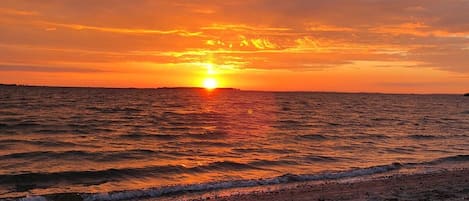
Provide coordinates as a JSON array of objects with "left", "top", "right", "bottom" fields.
[{"left": 0, "top": 83, "right": 465, "bottom": 96}]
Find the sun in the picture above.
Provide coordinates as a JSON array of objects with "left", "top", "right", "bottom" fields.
[{"left": 203, "top": 78, "right": 218, "bottom": 90}]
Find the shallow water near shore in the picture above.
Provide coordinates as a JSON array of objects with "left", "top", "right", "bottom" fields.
[{"left": 1, "top": 85, "right": 469, "bottom": 200}]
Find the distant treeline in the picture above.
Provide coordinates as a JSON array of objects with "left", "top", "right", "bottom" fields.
[{"left": 0, "top": 84, "right": 240, "bottom": 91}]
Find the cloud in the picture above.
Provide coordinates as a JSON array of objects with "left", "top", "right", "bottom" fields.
[
  {"left": 376, "top": 81, "right": 466, "bottom": 91},
  {"left": 410, "top": 46, "right": 469, "bottom": 72},
  {"left": 1, "top": 0, "right": 469, "bottom": 74},
  {"left": 250, "top": 38, "right": 278, "bottom": 49},
  {"left": 35, "top": 21, "right": 202, "bottom": 36},
  {"left": 306, "top": 24, "right": 356, "bottom": 32},
  {"left": 201, "top": 24, "right": 291, "bottom": 32},
  {"left": 0, "top": 64, "right": 107, "bottom": 73},
  {"left": 0, "top": 7, "right": 38, "bottom": 16}
]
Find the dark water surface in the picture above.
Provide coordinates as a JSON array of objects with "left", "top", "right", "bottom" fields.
[{"left": 0, "top": 85, "right": 468, "bottom": 200}]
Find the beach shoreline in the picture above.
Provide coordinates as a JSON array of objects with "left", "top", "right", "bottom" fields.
[
  {"left": 9, "top": 166, "right": 469, "bottom": 201},
  {"left": 152, "top": 168, "right": 469, "bottom": 201}
]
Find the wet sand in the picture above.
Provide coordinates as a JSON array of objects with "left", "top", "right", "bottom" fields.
[{"left": 174, "top": 168, "right": 469, "bottom": 201}]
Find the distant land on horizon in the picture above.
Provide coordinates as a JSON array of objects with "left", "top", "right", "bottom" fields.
[
  {"left": 1, "top": 83, "right": 468, "bottom": 95},
  {"left": 156, "top": 87, "right": 240, "bottom": 90},
  {"left": 0, "top": 83, "right": 240, "bottom": 91}
]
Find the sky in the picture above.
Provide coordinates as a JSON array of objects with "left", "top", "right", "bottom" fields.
[{"left": 1, "top": 0, "right": 469, "bottom": 93}]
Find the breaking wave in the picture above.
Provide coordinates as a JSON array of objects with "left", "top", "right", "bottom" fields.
[{"left": 11, "top": 155, "right": 469, "bottom": 201}]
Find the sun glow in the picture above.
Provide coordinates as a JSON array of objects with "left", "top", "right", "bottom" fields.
[
  {"left": 203, "top": 78, "right": 218, "bottom": 90},
  {"left": 205, "top": 63, "right": 215, "bottom": 75}
]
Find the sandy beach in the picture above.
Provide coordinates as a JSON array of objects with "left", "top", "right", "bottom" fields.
[{"left": 155, "top": 168, "right": 469, "bottom": 201}]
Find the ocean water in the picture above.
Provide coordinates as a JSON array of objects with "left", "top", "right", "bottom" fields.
[{"left": 1, "top": 85, "right": 469, "bottom": 200}]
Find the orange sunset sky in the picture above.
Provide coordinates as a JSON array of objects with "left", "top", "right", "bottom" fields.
[{"left": 1, "top": 0, "right": 469, "bottom": 93}]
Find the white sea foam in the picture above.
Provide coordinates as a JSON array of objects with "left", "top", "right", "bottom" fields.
[
  {"left": 18, "top": 196, "right": 47, "bottom": 201},
  {"left": 80, "top": 155, "right": 469, "bottom": 201},
  {"left": 82, "top": 163, "right": 402, "bottom": 201},
  {"left": 10, "top": 155, "right": 469, "bottom": 201}
]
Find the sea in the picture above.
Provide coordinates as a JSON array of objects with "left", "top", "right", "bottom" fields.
[{"left": 0, "top": 85, "right": 468, "bottom": 200}]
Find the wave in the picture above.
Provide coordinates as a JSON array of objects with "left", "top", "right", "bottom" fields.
[
  {"left": 0, "top": 111, "right": 19, "bottom": 116},
  {"left": 407, "top": 134, "right": 439, "bottom": 140},
  {"left": 0, "top": 122, "right": 42, "bottom": 129},
  {"left": 161, "top": 111, "right": 226, "bottom": 124},
  {"left": 183, "top": 141, "right": 232, "bottom": 147},
  {"left": 296, "top": 133, "right": 390, "bottom": 141},
  {"left": 404, "top": 134, "right": 466, "bottom": 140},
  {"left": 426, "top": 154, "right": 469, "bottom": 164},
  {"left": 328, "top": 133, "right": 469, "bottom": 141},
  {"left": 0, "top": 149, "right": 167, "bottom": 162},
  {"left": 232, "top": 147, "right": 298, "bottom": 154},
  {"left": 14, "top": 163, "right": 403, "bottom": 201},
  {"left": 303, "top": 155, "right": 340, "bottom": 162},
  {"left": 385, "top": 147, "right": 415, "bottom": 154},
  {"left": 296, "top": 134, "right": 329, "bottom": 141},
  {"left": 7, "top": 155, "right": 469, "bottom": 201},
  {"left": 0, "top": 161, "right": 263, "bottom": 188},
  {"left": 0, "top": 122, "right": 115, "bottom": 135},
  {"left": 249, "top": 159, "right": 300, "bottom": 167},
  {"left": 85, "top": 106, "right": 143, "bottom": 114},
  {"left": 0, "top": 139, "right": 99, "bottom": 149},
  {"left": 119, "top": 133, "right": 180, "bottom": 140},
  {"left": 186, "top": 131, "right": 228, "bottom": 140}
]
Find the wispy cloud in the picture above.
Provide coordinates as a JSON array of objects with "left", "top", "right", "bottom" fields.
[
  {"left": 0, "top": 64, "right": 107, "bottom": 73},
  {"left": 37, "top": 21, "right": 202, "bottom": 36},
  {"left": 201, "top": 24, "right": 291, "bottom": 32},
  {"left": 306, "top": 24, "right": 356, "bottom": 32},
  {"left": 0, "top": 8, "right": 38, "bottom": 16}
]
